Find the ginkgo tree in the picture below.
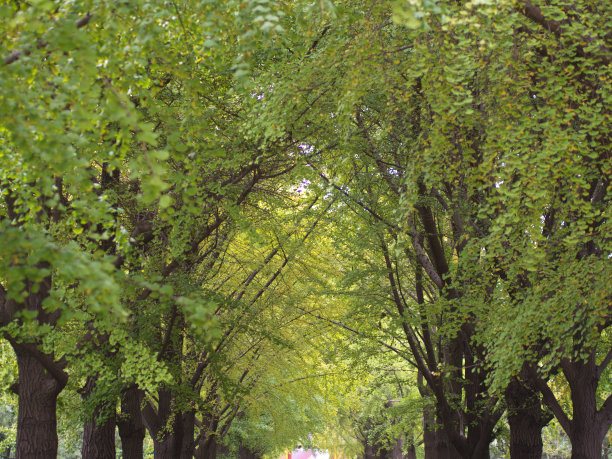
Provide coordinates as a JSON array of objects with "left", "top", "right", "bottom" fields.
[
  {"left": 249, "top": 0, "right": 611, "bottom": 457},
  {"left": 0, "top": 0, "right": 298, "bottom": 457},
  {"left": 1, "top": 0, "right": 610, "bottom": 458}
]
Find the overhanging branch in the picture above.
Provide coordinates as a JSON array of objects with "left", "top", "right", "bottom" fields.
[{"left": 4, "top": 13, "right": 93, "bottom": 66}]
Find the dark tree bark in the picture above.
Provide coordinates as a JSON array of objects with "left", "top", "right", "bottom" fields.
[
  {"left": 531, "top": 350, "right": 611, "bottom": 459},
  {"left": 151, "top": 391, "right": 182, "bottom": 459},
  {"left": 505, "top": 367, "right": 547, "bottom": 459},
  {"left": 154, "top": 436, "right": 179, "bottom": 459},
  {"left": 404, "top": 443, "right": 416, "bottom": 459},
  {"left": 363, "top": 443, "right": 380, "bottom": 459},
  {"left": 565, "top": 356, "right": 607, "bottom": 459},
  {"left": 180, "top": 411, "right": 196, "bottom": 459},
  {"left": 13, "top": 344, "right": 65, "bottom": 459},
  {"left": 419, "top": 378, "right": 462, "bottom": 459},
  {"left": 422, "top": 407, "right": 459, "bottom": 459},
  {"left": 82, "top": 411, "right": 116, "bottom": 459},
  {"left": 146, "top": 390, "right": 196, "bottom": 459},
  {"left": 118, "top": 386, "right": 146, "bottom": 459},
  {"left": 570, "top": 430, "right": 604, "bottom": 459},
  {"left": 81, "top": 376, "right": 116, "bottom": 459},
  {"left": 238, "top": 445, "right": 262, "bottom": 459},
  {"left": 195, "top": 434, "right": 217, "bottom": 459},
  {"left": 381, "top": 228, "right": 500, "bottom": 459},
  {"left": 2, "top": 275, "right": 67, "bottom": 459}
]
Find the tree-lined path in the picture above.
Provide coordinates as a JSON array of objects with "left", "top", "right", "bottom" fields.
[{"left": 0, "top": 0, "right": 610, "bottom": 458}]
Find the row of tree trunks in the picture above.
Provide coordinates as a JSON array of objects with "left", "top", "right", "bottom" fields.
[
  {"left": 1, "top": 264, "right": 602, "bottom": 459},
  {"left": 150, "top": 411, "right": 197, "bottom": 459},
  {"left": 2, "top": 296, "right": 602, "bottom": 459},
  {"left": 7, "top": 350, "right": 607, "bottom": 459},
  {"left": 420, "top": 378, "right": 547, "bottom": 459}
]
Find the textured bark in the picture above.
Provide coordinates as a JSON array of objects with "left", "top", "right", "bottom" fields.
[
  {"left": 465, "top": 426, "right": 491, "bottom": 459},
  {"left": 152, "top": 418, "right": 181, "bottom": 459},
  {"left": 533, "top": 352, "right": 610, "bottom": 459},
  {"left": 81, "top": 377, "right": 116, "bottom": 459},
  {"left": 422, "top": 422, "right": 454, "bottom": 459},
  {"left": 566, "top": 357, "right": 605, "bottom": 459},
  {"left": 422, "top": 401, "right": 462, "bottom": 459},
  {"left": 180, "top": 411, "right": 196, "bottom": 459},
  {"left": 118, "top": 386, "right": 146, "bottom": 459},
  {"left": 154, "top": 436, "right": 179, "bottom": 459},
  {"left": 505, "top": 371, "right": 545, "bottom": 459},
  {"left": 570, "top": 430, "right": 604, "bottom": 459},
  {"left": 13, "top": 345, "right": 63, "bottom": 459},
  {"left": 151, "top": 389, "right": 184, "bottom": 459},
  {"left": 82, "top": 411, "right": 116, "bottom": 459},
  {"left": 4, "top": 274, "right": 66, "bottom": 459},
  {"left": 195, "top": 435, "right": 217, "bottom": 459},
  {"left": 151, "top": 408, "right": 194, "bottom": 459}
]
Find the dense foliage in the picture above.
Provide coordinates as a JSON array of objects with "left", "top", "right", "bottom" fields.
[{"left": 0, "top": 0, "right": 610, "bottom": 458}]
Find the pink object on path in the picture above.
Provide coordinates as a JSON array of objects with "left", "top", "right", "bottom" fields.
[{"left": 292, "top": 450, "right": 314, "bottom": 459}]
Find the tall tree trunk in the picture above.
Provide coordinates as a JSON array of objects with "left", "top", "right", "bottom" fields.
[
  {"left": 505, "top": 369, "right": 545, "bottom": 459},
  {"left": 118, "top": 386, "right": 146, "bottom": 459},
  {"left": 570, "top": 430, "right": 604, "bottom": 459},
  {"left": 391, "top": 436, "right": 409, "bottom": 459},
  {"left": 421, "top": 395, "right": 450, "bottom": 458},
  {"left": 13, "top": 345, "right": 64, "bottom": 459},
  {"left": 463, "top": 330, "right": 496, "bottom": 459},
  {"left": 152, "top": 417, "right": 182, "bottom": 459},
  {"left": 404, "top": 443, "right": 416, "bottom": 459},
  {"left": 154, "top": 436, "right": 179, "bottom": 459},
  {"left": 423, "top": 424, "right": 454, "bottom": 459},
  {"left": 238, "top": 445, "right": 262, "bottom": 459},
  {"left": 82, "top": 412, "right": 116, "bottom": 459},
  {"left": 4, "top": 275, "right": 67, "bottom": 459},
  {"left": 195, "top": 435, "right": 217, "bottom": 459},
  {"left": 422, "top": 401, "right": 462, "bottom": 459},
  {"left": 81, "top": 376, "right": 116, "bottom": 459},
  {"left": 180, "top": 411, "right": 196, "bottom": 459},
  {"left": 151, "top": 389, "right": 183, "bottom": 459},
  {"left": 533, "top": 351, "right": 611, "bottom": 459},
  {"left": 467, "top": 428, "right": 491, "bottom": 459},
  {"left": 566, "top": 356, "right": 605, "bottom": 459}
]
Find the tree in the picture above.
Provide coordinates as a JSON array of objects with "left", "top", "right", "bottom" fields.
[
  {"left": 1, "top": 0, "right": 609, "bottom": 457},
  {"left": 250, "top": 0, "right": 611, "bottom": 456}
]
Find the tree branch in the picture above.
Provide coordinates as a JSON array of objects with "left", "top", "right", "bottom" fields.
[
  {"left": 4, "top": 13, "right": 93, "bottom": 66},
  {"left": 596, "top": 392, "right": 612, "bottom": 439},
  {"left": 9, "top": 340, "right": 68, "bottom": 388},
  {"left": 529, "top": 367, "right": 572, "bottom": 435},
  {"left": 520, "top": 1, "right": 611, "bottom": 66},
  {"left": 597, "top": 345, "right": 612, "bottom": 379}
]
